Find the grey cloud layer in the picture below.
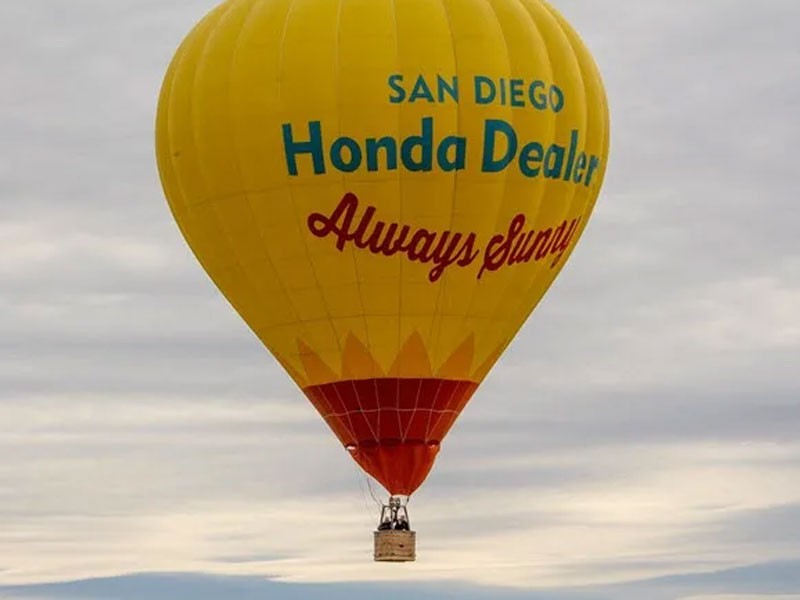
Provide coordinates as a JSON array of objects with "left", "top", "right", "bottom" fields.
[{"left": 1, "top": 0, "right": 799, "bottom": 596}]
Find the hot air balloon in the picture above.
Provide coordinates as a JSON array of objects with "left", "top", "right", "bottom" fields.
[{"left": 156, "top": 0, "right": 609, "bottom": 562}]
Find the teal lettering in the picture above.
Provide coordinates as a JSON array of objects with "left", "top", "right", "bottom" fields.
[
  {"left": 519, "top": 141, "right": 544, "bottom": 177},
  {"left": 409, "top": 75, "right": 435, "bottom": 103},
  {"left": 529, "top": 81, "right": 547, "bottom": 110},
  {"left": 563, "top": 130, "right": 579, "bottom": 181},
  {"left": 550, "top": 86, "right": 565, "bottom": 113},
  {"left": 510, "top": 79, "right": 525, "bottom": 107},
  {"left": 438, "top": 135, "right": 467, "bottom": 171},
  {"left": 388, "top": 74, "right": 405, "bottom": 103},
  {"left": 282, "top": 121, "right": 325, "bottom": 176},
  {"left": 543, "top": 143, "right": 565, "bottom": 179},
  {"left": 585, "top": 155, "right": 601, "bottom": 186},
  {"left": 366, "top": 136, "right": 398, "bottom": 171},
  {"left": 475, "top": 76, "right": 496, "bottom": 104},
  {"left": 572, "top": 152, "right": 587, "bottom": 184},
  {"left": 330, "top": 137, "right": 362, "bottom": 172},
  {"left": 437, "top": 75, "right": 459, "bottom": 103},
  {"left": 401, "top": 116, "right": 434, "bottom": 171},
  {"left": 482, "top": 119, "right": 517, "bottom": 172}
]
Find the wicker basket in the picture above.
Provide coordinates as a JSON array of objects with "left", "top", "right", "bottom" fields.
[{"left": 374, "top": 530, "right": 416, "bottom": 562}]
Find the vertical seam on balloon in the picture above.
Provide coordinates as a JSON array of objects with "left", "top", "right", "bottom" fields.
[
  {"left": 393, "top": 0, "right": 404, "bottom": 446},
  {"left": 226, "top": 0, "right": 304, "bottom": 335},
  {"left": 413, "top": 0, "right": 459, "bottom": 445},
  {"left": 499, "top": 0, "right": 565, "bottom": 316},
  {"left": 190, "top": 2, "right": 238, "bottom": 200},
  {"left": 426, "top": 0, "right": 517, "bottom": 441},
  {"left": 162, "top": 27, "right": 199, "bottom": 227},
  {"left": 531, "top": 0, "right": 591, "bottom": 284},
  {"left": 274, "top": 0, "right": 363, "bottom": 443},
  {"left": 226, "top": 0, "right": 322, "bottom": 340},
  {"left": 309, "top": 388, "right": 337, "bottom": 436},
  {"left": 402, "top": 378, "right": 425, "bottom": 444},
  {"left": 487, "top": 0, "right": 591, "bottom": 357},
  {"left": 328, "top": 383, "right": 359, "bottom": 445},
  {"left": 455, "top": 0, "right": 532, "bottom": 350},
  {"left": 423, "top": 0, "right": 461, "bottom": 351},
  {"left": 484, "top": 0, "right": 585, "bottom": 330},
  {"left": 184, "top": 8, "right": 219, "bottom": 211},
  {"left": 189, "top": 2, "right": 274, "bottom": 329},
  {"left": 459, "top": 0, "right": 561, "bottom": 381},
  {"left": 388, "top": 0, "right": 405, "bottom": 445},
  {"left": 533, "top": 25, "right": 609, "bottom": 288},
  {"left": 515, "top": 0, "right": 606, "bottom": 378},
  {"left": 428, "top": 381, "right": 459, "bottom": 440},
  {"left": 550, "top": 2, "right": 610, "bottom": 231},
  {"left": 159, "top": 48, "right": 185, "bottom": 211},
  {"left": 220, "top": 0, "right": 343, "bottom": 396},
  {"left": 440, "top": 0, "right": 515, "bottom": 373},
  {"left": 267, "top": 0, "right": 354, "bottom": 437},
  {"left": 163, "top": 9, "right": 264, "bottom": 376},
  {"left": 305, "top": 386, "right": 343, "bottom": 444},
  {"left": 332, "top": 0, "right": 380, "bottom": 444},
  {"left": 358, "top": 14, "right": 387, "bottom": 444},
  {"left": 167, "top": 6, "right": 226, "bottom": 239}
]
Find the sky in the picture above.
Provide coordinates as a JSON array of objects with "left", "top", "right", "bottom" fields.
[{"left": 1, "top": 1, "right": 799, "bottom": 599}]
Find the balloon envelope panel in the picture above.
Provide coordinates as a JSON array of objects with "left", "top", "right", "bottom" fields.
[{"left": 156, "top": 0, "right": 609, "bottom": 495}]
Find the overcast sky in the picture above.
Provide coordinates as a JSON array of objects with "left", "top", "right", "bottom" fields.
[{"left": 1, "top": 1, "right": 799, "bottom": 599}]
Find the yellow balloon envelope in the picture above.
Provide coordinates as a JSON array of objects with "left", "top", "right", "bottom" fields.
[{"left": 156, "top": 0, "right": 609, "bottom": 498}]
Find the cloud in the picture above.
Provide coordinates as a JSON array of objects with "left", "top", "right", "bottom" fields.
[
  {"left": 3, "top": 392, "right": 800, "bottom": 588},
  {"left": 0, "top": 573, "right": 595, "bottom": 600},
  {"left": 1, "top": 0, "right": 798, "bottom": 598},
  {"left": 3, "top": 561, "right": 800, "bottom": 600}
]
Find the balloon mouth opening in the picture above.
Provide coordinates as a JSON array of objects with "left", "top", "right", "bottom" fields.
[
  {"left": 346, "top": 440, "right": 441, "bottom": 453},
  {"left": 344, "top": 440, "right": 443, "bottom": 496}
]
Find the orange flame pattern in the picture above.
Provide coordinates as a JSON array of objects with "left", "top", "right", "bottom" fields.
[
  {"left": 272, "top": 331, "right": 507, "bottom": 495},
  {"left": 277, "top": 331, "right": 505, "bottom": 389}
]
